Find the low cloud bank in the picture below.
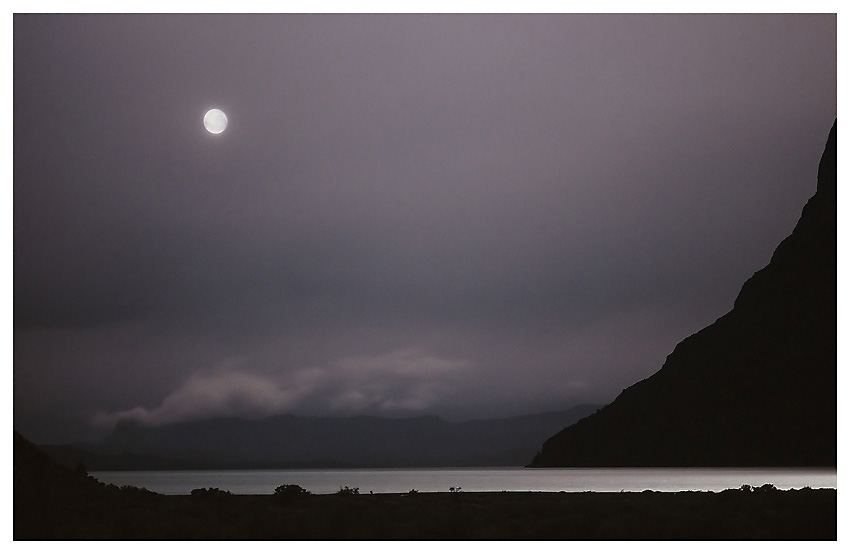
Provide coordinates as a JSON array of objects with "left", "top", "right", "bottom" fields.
[{"left": 93, "top": 348, "right": 472, "bottom": 427}]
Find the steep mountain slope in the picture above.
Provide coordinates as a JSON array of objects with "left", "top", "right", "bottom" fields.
[
  {"left": 65, "top": 406, "right": 599, "bottom": 469},
  {"left": 531, "top": 122, "right": 836, "bottom": 467}
]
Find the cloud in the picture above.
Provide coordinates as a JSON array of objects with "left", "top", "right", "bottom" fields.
[
  {"left": 92, "top": 363, "right": 326, "bottom": 427},
  {"left": 93, "top": 348, "right": 473, "bottom": 427},
  {"left": 335, "top": 347, "right": 470, "bottom": 377},
  {"left": 328, "top": 348, "right": 471, "bottom": 412}
]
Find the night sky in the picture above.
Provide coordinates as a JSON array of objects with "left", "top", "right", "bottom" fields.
[{"left": 13, "top": 14, "right": 836, "bottom": 443}]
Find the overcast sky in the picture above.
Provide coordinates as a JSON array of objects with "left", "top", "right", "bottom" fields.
[{"left": 13, "top": 14, "right": 836, "bottom": 443}]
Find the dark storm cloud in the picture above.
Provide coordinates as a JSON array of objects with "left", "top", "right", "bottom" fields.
[{"left": 13, "top": 14, "right": 836, "bottom": 442}]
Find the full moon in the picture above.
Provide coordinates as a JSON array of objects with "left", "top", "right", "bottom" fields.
[{"left": 203, "top": 108, "right": 228, "bottom": 134}]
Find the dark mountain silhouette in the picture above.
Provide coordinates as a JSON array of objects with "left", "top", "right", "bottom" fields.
[
  {"left": 15, "top": 431, "right": 103, "bottom": 497},
  {"left": 531, "top": 121, "right": 836, "bottom": 467},
  {"left": 47, "top": 406, "right": 599, "bottom": 470},
  {"left": 39, "top": 442, "right": 192, "bottom": 471},
  {"left": 14, "top": 431, "right": 161, "bottom": 538}
]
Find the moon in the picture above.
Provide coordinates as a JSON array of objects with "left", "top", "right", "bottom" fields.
[{"left": 203, "top": 108, "right": 228, "bottom": 134}]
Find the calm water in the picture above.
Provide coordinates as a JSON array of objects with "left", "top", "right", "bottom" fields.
[{"left": 90, "top": 467, "right": 836, "bottom": 495}]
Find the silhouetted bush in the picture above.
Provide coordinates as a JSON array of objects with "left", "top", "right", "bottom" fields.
[
  {"left": 190, "top": 487, "right": 232, "bottom": 499},
  {"left": 336, "top": 485, "right": 359, "bottom": 496},
  {"left": 274, "top": 484, "right": 311, "bottom": 497},
  {"left": 118, "top": 484, "right": 157, "bottom": 497}
]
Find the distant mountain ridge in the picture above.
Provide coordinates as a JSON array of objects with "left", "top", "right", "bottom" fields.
[
  {"left": 530, "top": 121, "right": 836, "bottom": 467},
  {"left": 42, "top": 406, "right": 599, "bottom": 470}
]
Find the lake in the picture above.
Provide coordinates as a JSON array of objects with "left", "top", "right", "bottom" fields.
[{"left": 90, "top": 467, "right": 836, "bottom": 495}]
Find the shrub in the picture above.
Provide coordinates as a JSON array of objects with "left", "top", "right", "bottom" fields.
[
  {"left": 336, "top": 485, "right": 360, "bottom": 496},
  {"left": 190, "top": 487, "right": 232, "bottom": 499},
  {"left": 120, "top": 484, "right": 157, "bottom": 497},
  {"left": 274, "top": 484, "right": 311, "bottom": 497}
]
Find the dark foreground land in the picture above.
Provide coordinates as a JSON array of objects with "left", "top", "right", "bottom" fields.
[
  {"left": 15, "top": 432, "right": 836, "bottom": 540},
  {"left": 16, "top": 485, "right": 837, "bottom": 540}
]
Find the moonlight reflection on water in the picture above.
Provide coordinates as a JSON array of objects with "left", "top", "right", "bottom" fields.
[{"left": 91, "top": 467, "right": 837, "bottom": 495}]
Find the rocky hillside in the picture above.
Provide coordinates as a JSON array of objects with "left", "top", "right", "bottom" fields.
[{"left": 530, "top": 121, "right": 836, "bottom": 467}]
